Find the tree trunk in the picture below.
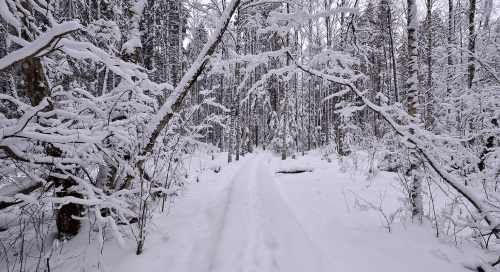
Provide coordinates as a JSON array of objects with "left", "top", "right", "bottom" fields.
[
  {"left": 228, "top": 87, "right": 236, "bottom": 163},
  {"left": 235, "top": 8, "right": 242, "bottom": 161},
  {"left": 229, "top": 7, "right": 242, "bottom": 163},
  {"left": 407, "top": 0, "right": 422, "bottom": 218},
  {"left": 467, "top": 0, "right": 476, "bottom": 89},
  {"left": 482, "top": 0, "right": 492, "bottom": 28},
  {"left": 447, "top": 0, "right": 454, "bottom": 94},
  {"left": 387, "top": 4, "right": 399, "bottom": 103},
  {"left": 425, "top": 0, "right": 433, "bottom": 129},
  {"left": 166, "top": 0, "right": 181, "bottom": 87},
  {"left": 236, "top": 98, "right": 241, "bottom": 161},
  {"left": 282, "top": 3, "right": 291, "bottom": 160},
  {"left": 13, "top": 1, "right": 84, "bottom": 239}
]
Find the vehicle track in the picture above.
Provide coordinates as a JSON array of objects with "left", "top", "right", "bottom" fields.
[{"left": 208, "top": 153, "right": 324, "bottom": 272}]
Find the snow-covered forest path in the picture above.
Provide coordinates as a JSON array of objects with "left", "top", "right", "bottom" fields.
[
  {"left": 98, "top": 151, "right": 488, "bottom": 272},
  {"left": 208, "top": 152, "right": 324, "bottom": 272}
]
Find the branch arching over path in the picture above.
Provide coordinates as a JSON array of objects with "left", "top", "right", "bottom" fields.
[
  {"left": 123, "top": 0, "right": 242, "bottom": 185},
  {"left": 286, "top": 50, "right": 500, "bottom": 237}
]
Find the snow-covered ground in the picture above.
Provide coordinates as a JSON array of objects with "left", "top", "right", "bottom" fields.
[{"left": 7, "top": 150, "right": 494, "bottom": 272}]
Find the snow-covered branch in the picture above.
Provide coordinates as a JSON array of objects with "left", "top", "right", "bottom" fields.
[
  {"left": 288, "top": 51, "right": 500, "bottom": 235},
  {"left": 142, "top": 0, "right": 242, "bottom": 158},
  {"left": 0, "top": 21, "right": 79, "bottom": 73}
]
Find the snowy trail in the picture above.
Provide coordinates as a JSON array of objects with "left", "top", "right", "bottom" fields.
[
  {"left": 97, "top": 151, "right": 487, "bottom": 272},
  {"left": 209, "top": 152, "right": 324, "bottom": 272}
]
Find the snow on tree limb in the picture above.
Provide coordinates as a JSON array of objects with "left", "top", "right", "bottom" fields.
[
  {"left": 122, "top": 0, "right": 147, "bottom": 62},
  {"left": 142, "top": 0, "right": 241, "bottom": 159},
  {"left": 0, "top": 21, "right": 79, "bottom": 73},
  {"left": 453, "top": 45, "right": 500, "bottom": 85},
  {"left": 259, "top": 6, "right": 359, "bottom": 37},
  {"left": 288, "top": 51, "right": 500, "bottom": 235}
]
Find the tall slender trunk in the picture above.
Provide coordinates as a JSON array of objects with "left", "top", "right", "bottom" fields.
[
  {"left": 235, "top": 10, "right": 242, "bottom": 161},
  {"left": 426, "top": 0, "right": 433, "bottom": 129},
  {"left": 236, "top": 99, "right": 241, "bottom": 161},
  {"left": 294, "top": 70, "right": 299, "bottom": 152},
  {"left": 307, "top": 0, "right": 313, "bottom": 151},
  {"left": 447, "top": 0, "right": 454, "bottom": 94},
  {"left": 166, "top": 0, "right": 181, "bottom": 87},
  {"left": 228, "top": 80, "right": 236, "bottom": 163},
  {"left": 467, "top": 0, "right": 476, "bottom": 89},
  {"left": 229, "top": 7, "right": 242, "bottom": 163},
  {"left": 407, "top": 0, "right": 422, "bottom": 218},
  {"left": 282, "top": 3, "right": 290, "bottom": 160},
  {"left": 482, "top": 0, "right": 492, "bottom": 28},
  {"left": 324, "top": 0, "right": 332, "bottom": 147},
  {"left": 308, "top": 77, "right": 312, "bottom": 151},
  {"left": 220, "top": 72, "right": 225, "bottom": 151},
  {"left": 282, "top": 87, "right": 288, "bottom": 160},
  {"left": 387, "top": 4, "right": 398, "bottom": 103}
]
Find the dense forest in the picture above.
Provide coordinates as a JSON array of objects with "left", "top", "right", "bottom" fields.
[{"left": 0, "top": 0, "right": 499, "bottom": 271}]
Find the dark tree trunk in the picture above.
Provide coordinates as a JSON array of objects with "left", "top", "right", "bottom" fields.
[
  {"left": 467, "top": 0, "right": 476, "bottom": 89},
  {"left": 447, "top": 0, "right": 454, "bottom": 94},
  {"left": 387, "top": 4, "right": 399, "bottom": 103},
  {"left": 425, "top": 0, "right": 433, "bottom": 129},
  {"left": 15, "top": 1, "right": 84, "bottom": 239}
]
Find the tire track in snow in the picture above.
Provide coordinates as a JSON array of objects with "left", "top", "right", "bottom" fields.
[
  {"left": 208, "top": 152, "right": 266, "bottom": 272},
  {"left": 255, "top": 155, "right": 325, "bottom": 272},
  {"left": 208, "top": 152, "right": 324, "bottom": 272}
]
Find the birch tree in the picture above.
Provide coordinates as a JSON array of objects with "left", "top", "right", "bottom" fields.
[{"left": 407, "top": 0, "right": 422, "bottom": 218}]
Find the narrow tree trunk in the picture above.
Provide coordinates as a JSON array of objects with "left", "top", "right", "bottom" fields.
[
  {"left": 426, "top": 0, "right": 433, "bottom": 129},
  {"left": 482, "top": 0, "right": 492, "bottom": 28},
  {"left": 387, "top": 4, "right": 399, "bottom": 103},
  {"left": 166, "top": 0, "right": 181, "bottom": 87},
  {"left": 308, "top": 77, "right": 312, "bottom": 151},
  {"left": 282, "top": 87, "right": 288, "bottom": 160},
  {"left": 467, "top": 0, "right": 476, "bottom": 89},
  {"left": 407, "top": 0, "right": 422, "bottom": 219},
  {"left": 219, "top": 75, "right": 225, "bottom": 151},
  {"left": 447, "top": 0, "right": 454, "bottom": 94},
  {"left": 236, "top": 97, "right": 241, "bottom": 161},
  {"left": 235, "top": 9, "right": 242, "bottom": 161},
  {"left": 228, "top": 85, "right": 236, "bottom": 163},
  {"left": 295, "top": 69, "right": 299, "bottom": 153},
  {"left": 307, "top": 5, "right": 313, "bottom": 150},
  {"left": 229, "top": 7, "right": 242, "bottom": 163},
  {"left": 324, "top": 0, "right": 331, "bottom": 147},
  {"left": 282, "top": 3, "right": 291, "bottom": 160}
]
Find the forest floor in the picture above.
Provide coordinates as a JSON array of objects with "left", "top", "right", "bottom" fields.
[{"left": 23, "top": 150, "right": 495, "bottom": 272}]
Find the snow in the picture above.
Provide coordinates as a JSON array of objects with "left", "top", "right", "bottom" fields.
[
  {"left": 145, "top": 0, "right": 241, "bottom": 155},
  {"left": 260, "top": 7, "right": 359, "bottom": 37},
  {"left": 0, "top": 0, "right": 21, "bottom": 30},
  {"left": 121, "top": 0, "right": 147, "bottom": 55},
  {"left": 19, "top": 151, "right": 492, "bottom": 272},
  {"left": 0, "top": 213, "right": 24, "bottom": 230},
  {"left": 0, "top": 21, "right": 80, "bottom": 72}
]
